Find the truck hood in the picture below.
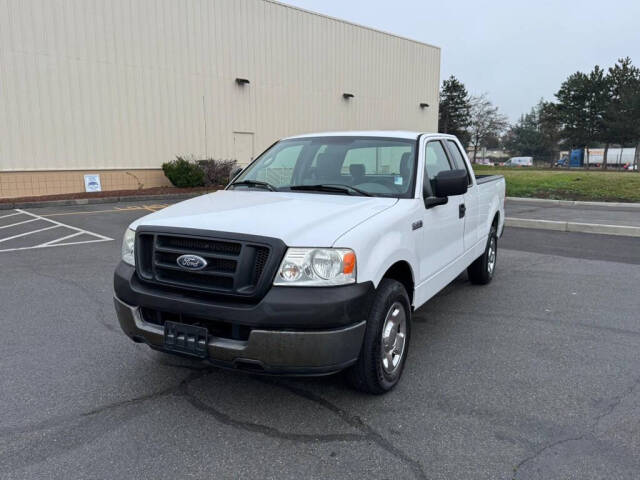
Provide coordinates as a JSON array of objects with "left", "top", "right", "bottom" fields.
[{"left": 130, "top": 190, "right": 398, "bottom": 246}]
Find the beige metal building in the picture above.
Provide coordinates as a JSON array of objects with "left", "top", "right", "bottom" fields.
[{"left": 0, "top": 0, "right": 440, "bottom": 199}]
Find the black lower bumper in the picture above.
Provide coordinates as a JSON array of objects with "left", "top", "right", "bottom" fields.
[
  {"left": 113, "top": 262, "right": 375, "bottom": 374},
  {"left": 115, "top": 296, "right": 366, "bottom": 374}
]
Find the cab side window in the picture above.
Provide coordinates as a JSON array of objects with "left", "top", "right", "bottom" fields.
[
  {"left": 424, "top": 141, "right": 452, "bottom": 191},
  {"left": 446, "top": 140, "right": 472, "bottom": 185}
]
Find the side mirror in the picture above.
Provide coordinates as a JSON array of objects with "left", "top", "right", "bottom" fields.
[
  {"left": 423, "top": 169, "right": 468, "bottom": 208},
  {"left": 433, "top": 169, "right": 468, "bottom": 197}
]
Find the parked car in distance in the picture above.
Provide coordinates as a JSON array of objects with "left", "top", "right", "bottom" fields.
[
  {"left": 475, "top": 158, "right": 494, "bottom": 166},
  {"left": 504, "top": 156, "right": 533, "bottom": 167},
  {"left": 114, "top": 131, "right": 506, "bottom": 393}
]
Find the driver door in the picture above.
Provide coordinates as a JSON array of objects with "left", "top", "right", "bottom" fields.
[{"left": 419, "top": 140, "right": 466, "bottom": 283}]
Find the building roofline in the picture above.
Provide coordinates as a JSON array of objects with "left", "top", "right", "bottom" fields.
[{"left": 263, "top": 0, "right": 441, "bottom": 51}]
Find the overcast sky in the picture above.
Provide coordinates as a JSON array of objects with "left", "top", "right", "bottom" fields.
[{"left": 282, "top": 0, "right": 640, "bottom": 122}]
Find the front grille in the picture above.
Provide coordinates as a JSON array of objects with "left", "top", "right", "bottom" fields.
[
  {"left": 158, "top": 236, "right": 241, "bottom": 256},
  {"left": 135, "top": 228, "right": 285, "bottom": 301}
]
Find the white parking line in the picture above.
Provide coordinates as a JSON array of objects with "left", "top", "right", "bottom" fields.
[
  {"left": 16, "top": 209, "right": 113, "bottom": 241},
  {"left": 0, "top": 218, "right": 39, "bottom": 229},
  {"left": 0, "top": 238, "right": 111, "bottom": 253},
  {"left": 0, "top": 225, "right": 60, "bottom": 244},
  {"left": 0, "top": 209, "right": 114, "bottom": 253},
  {"left": 38, "top": 231, "right": 84, "bottom": 246},
  {"left": 0, "top": 212, "right": 23, "bottom": 220}
]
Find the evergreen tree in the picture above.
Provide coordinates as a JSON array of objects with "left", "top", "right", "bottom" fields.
[
  {"left": 602, "top": 58, "right": 640, "bottom": 168},
  {"left": 438, "top": 76, "right": 472, "bottom": 146},
  {"left": 504, "top": 100, "right": 562, "bottom": 163}
]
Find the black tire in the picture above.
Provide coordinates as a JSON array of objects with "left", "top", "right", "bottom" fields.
[
  {"left": 468, "top": 223, "right": 498, "bottom": 285},
  {"left": 346, "top": 279, "right": 411, "bottom": 394}
]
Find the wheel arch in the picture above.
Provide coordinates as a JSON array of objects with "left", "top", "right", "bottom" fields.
[{"left": 380, "top": 260, "right": 415, "bottom": 306}]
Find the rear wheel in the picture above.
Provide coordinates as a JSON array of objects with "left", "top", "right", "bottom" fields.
[
  {"left": 468, "top": 223, "right": 498, "bottom": 285},
  {"left": 346, "top": 279, "right": 411, "bottom": 394}
]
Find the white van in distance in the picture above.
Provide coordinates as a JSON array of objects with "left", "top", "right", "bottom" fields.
[{"left": 505, "top": 156, "right": 533, "bottom": 167}]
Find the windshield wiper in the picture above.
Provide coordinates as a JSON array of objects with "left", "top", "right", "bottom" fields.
[
  {"left": 289, "top": 184, "right": 372, "bottom": 197},
  {"left": 229, "top": 180, "right": 278, "bottom": 192}
]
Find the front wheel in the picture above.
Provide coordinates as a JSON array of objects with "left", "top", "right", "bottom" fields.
[
  {"left": 467, "top": 223, "right": 498, "bottom": 285},
  {"left": 346, "top": 279, "right": 411, "bottom": 394}
]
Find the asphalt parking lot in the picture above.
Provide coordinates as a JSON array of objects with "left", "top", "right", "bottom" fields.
[{"left": 1, "top": 201, "right": 639, "bottom": 480}]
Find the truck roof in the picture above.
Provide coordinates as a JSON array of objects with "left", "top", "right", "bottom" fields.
[{"left": 284, "top": 130, "right": 436, "bottom": 141}]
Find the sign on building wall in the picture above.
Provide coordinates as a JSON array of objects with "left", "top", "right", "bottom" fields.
[{"left": 84, "top": 174, "right": 102, "bottom": 192}]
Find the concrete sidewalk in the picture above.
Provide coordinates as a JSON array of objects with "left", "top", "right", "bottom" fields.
[{"left": 506, "top": 198, "right": 640, "bottom": 237}]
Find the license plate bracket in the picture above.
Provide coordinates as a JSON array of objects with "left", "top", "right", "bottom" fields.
[{"left": 164, "top": 321, "right": 208, "bottom": 358}]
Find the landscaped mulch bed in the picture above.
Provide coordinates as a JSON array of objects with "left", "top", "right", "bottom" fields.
[{"left": 1, "top": 186, "right": 219, "bottom": 204}]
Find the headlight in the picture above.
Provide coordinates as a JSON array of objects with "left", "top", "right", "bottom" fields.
[
  {"left": 274, "top": 248, "right": 356, "bottom": 286},
  {"left": 121, "top": 228, "right": 136, "bottom": 266}
]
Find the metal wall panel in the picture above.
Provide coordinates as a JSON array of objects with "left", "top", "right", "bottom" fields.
[{"left": 0, "top": 0, "right": 440, "bottom": 171}]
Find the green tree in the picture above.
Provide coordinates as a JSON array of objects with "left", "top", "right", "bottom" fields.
[
  {"left": 603, "top": 57, "right": 640, "bottom": 169},
  {"left": 538, "top": 101, "right": 562, "bottom": 163},
  {"left": 555, "top": 66, "right": 610, "bottom": 167},
  {"left": 503, "top": 107, "right": 545, "bottom": 157},
  {"left": 438, "top": 76, "right": 472, "bottom": 146},
  {"left": 504, "top": 100, "right": 562, "bottom": 164},
  {"left": 555, "top": 71, "right": 591, "bottom": 150}
]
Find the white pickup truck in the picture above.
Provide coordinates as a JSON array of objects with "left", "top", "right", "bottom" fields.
[{"left": 114, "top": 131, "right": 505, "bottom": 393}]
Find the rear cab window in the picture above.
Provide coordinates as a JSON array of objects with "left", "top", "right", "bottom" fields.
[{"left": 444, "top": 139, "right": 472, "bottom": 185}]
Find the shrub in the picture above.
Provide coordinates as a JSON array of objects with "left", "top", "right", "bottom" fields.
[
  {"left": 162, "top": 156, "right": 205, "bottom": 187},
  {"left": 197, "top": 158, "right": 238, "bottom": 186}
]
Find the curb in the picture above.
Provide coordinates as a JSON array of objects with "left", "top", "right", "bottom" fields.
[
  {"left": 506, "top": 217, "right": 640, "bottom": 237},
  {"left": 506, "top": 197, "right": 640, "bottom": 209},
  {"left": 0, "top": 191, "right": 211, "bottom": 211}
]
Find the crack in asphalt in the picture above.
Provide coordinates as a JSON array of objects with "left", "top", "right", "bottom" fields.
[
  {"left": 511, "top": 434, "right": 585, "bottom": 479},
  {"left": 511, "top": 375, "right": 640, "bottom": 479},
  {"left": 4, "top": 341, "right": 636, "bottom": 479},
  {"left": 0, "top": 370, "right": 210, "bottom": 470},
  {"left": 130, "top": 361, "right": 429, "bottom": 479},
  {"left": 161, "top": 361, "right": 427, "bottom": 479},
  {"left": 181, "top": 382, "right": 365, "bottom": 444},
  {"left": 26, "top": 266, "right": 116, "bottom": 333},
  {"left": 2, "top": 363, "right": 425, "bottom": 479},
  {"left": 593, "top": 375, "right": 640, "bottom": 432},
  {"left": 0, "top": 371, "right": 203, "bottom": 439},
  {"left": 262, "top": 379, "right": 429, "bottom": 480}
]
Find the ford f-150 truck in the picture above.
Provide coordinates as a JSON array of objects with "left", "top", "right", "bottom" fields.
[{"left": 114, "top": 132, "right": 505, "bottom": 393}]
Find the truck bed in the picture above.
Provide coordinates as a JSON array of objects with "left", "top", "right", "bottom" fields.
[{"left": 475, "top": 174, "right": 504, "bottom": 184}]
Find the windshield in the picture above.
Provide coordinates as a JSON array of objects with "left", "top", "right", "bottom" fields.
[{"left": 230, "top": 136, "right": 417, "bottom": 198}]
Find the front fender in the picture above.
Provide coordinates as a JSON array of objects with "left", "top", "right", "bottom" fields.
[
  {"left": 333, "top": 199, "right": 421, "bottom": 297},
  {"left": 366, "top": 235, "right": 417, "bottom": 290}
]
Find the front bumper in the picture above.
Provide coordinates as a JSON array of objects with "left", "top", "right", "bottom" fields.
[
  {"left": 114, "top": 261, "right": 374, "bottom": 330},
  {"left": 114, "top": 296, "right": 366, "bottom": 374}
]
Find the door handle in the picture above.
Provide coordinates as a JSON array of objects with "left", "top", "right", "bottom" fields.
[{"left": 459, "top": 203, "right": 466, "bottom": 219}]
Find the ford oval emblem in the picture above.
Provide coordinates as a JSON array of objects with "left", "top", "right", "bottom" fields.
[{"left": 176, "top": 254, "right": 208, "bottom": 271}]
